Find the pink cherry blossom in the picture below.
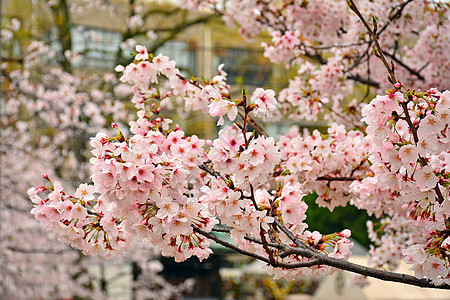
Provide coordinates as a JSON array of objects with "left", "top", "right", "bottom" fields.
[
  {"left": 250, "top": 87, "right": 277, "bottom": 119},
  {"left": 17, "top": 0, "right": 450, "bottom": 289}
]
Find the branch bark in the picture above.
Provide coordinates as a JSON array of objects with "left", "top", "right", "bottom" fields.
[{"left": 196, "top": 225, "right": 450, "bottom": 289}]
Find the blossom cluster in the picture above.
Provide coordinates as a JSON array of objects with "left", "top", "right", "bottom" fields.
[
  {"left": 17, "top": 0, "right": 450, "bottom": 291},
  {"left": 352, "top": 88, "right": 450, "bottom": 284},
  {"left": 30, "top": 47, "right": 355, "bottom": 279},
  {"left": 28, "top": 44, "right": 449, "bottom": 286},
  {"left": 29, "top": 126, "right": 218, "bottom": 262},
  {"left": 276, "top": 124, "right": 371, "bottom": 211}
]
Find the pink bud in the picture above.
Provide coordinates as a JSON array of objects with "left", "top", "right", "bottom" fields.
[
  {"left": 394, "top": 82, "right": 402, "bottom": 89},
  {"left": 166, "top": 91, "right": 172, "bottom": 97},
  {"left": 42, "top": 173, "right": 49, "bottom": 180},
  {"left": 151, "top": 103, "right": 156, "bottom": 107},
  {"left": 111, "top": 123, "right": 118, "bottom": 129}
]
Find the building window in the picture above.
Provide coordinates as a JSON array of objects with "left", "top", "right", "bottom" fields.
[
  {"left": 158, "top": 40, "right": 197, "bottom": 75},
  {"left": 214, "top": 47, "right": 272, "bottom": 87},
  {"left": 71, "top": 26, "right": 122, "bottom": 69}
]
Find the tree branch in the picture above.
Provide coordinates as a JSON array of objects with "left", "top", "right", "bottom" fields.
[
  {"left": 272, "top": 218, "right": 315, "bottom": 252},
  {"left": 281, "top": 243, "right": 449, "bottom": 289},
  {"left": 400, "top": 102, "right": 445, "bottom": 204},
  {"left": 346, "top": 74, "right": 380, "bottom": 88},
  {"left": 347, "top": 0, "right": 397, "bottom": 85},
  {"left": 193, "top": 226, "right": 321, "bottom": 269},
  {"left": 383, "top": 51, "right": 425, "bottom": 81},
  {"left": 377, "top": 0, "right": 415, "bottom": 36},
  {"left": 318, "top": 99, "right": 365, "bottom": 131},
  {"left": 199, "top": 161, "right": 225, "bottom": 181},
  {"left": 142, "top": 7, "right": 181, "bottom": 20},
  {"left": 199, "top": 226, "right": 450, "bottom": 289}
]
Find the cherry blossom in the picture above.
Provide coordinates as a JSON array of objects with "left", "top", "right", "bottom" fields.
[{"left": 17, "top": 0, "right": 450, "bottom": 292}]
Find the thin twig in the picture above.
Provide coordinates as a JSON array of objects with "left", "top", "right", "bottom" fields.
[
  {"left": 199, "top": 162, "right": 225, "bottom": 180},
  {"left": 272, "top": 218, "right": 315, "bottom": 252},
  {"left": 318, "top": 99, "right": 365, "bottom": 131},
  {"left": 249, "top": 184, "right": 277, "bottom": 264},
  {"left": 238, "top": 110, "right": 268, "bottom": 137},
  {"left": 400, "top": 102, "right": 445, "bottom": 204},
  {"left": 347, "top": 0, "right": 397, "bottom": 85},
  {"left": 377, "top": 0, "right": 415, "bottom": 36},
  {"left": 383, "top": 51, "right": 425, "bottom": 81},
  {"left": 7, "top": 246, "right": 74, "bottom": 254},
  {"left": 350, "top": 158, "right": 367, "bottom": 177}
]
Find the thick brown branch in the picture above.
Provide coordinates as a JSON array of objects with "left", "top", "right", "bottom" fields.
[
  {"left": 1, "top": 57, "right": 23, "bottom": 64},
  {"left": 281, "top": 243, "right": 449, "bottom": 289},
  {"left": 203, "top": 226, "right": 449, "bottom": 289},
  {"left": 193, "top": 226, "right": 320, "bottom": 269}
]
